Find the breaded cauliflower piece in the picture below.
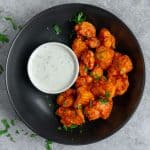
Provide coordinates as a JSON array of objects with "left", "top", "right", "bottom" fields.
[
  {"left": 56, "top": 107, "right": 85, "bottom": 127},
  {"left": 84, "top": 100, "right": 113, "bottom": 120},
  {"left": 74, "top": 86, "right": 94, "bottom": 108},
  {"left": 56, "top": 89, "right": 76, "bottom": 107},
  {"left": 75, "top": 21, "right": 96, "bottom": 38},
  {"left": 95, "top": 46, "right": 115, "bottom": 70},
  {"left": 81, "top": 50, "right": 95, "bottom": 70},
  {"left": 72, "top": 38, "right": 87, "bottom": 58},
  {"left": 99, "top": 28, "right": 116, "bottom": 49}
]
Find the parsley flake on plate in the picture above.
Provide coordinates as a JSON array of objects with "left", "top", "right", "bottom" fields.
[
  {"left": 105, "top": 91, "right": 110, "bottom": 98},
  {"left": 45, "top": 139, "right": 52, "bottom": 150},
  {"left": 0, "top": 33, "right": 9, "bottom": 43},
  {"left": 52, "top": 24, "right": 61, "bottom": 35},
  {"left": 0, "top": 64, "right": 4, "bottom": 75},
  {"left": 5, "top": 17, "right": 17, "bottom": 30},
  {"left": 99, "top": 98, "right": 108, "bottom": 104},
  {"left": 71, "top": 11, "right": 86, "bottom": 23}
]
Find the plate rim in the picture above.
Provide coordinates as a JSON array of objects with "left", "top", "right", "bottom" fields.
[{"left": 5, "top": 3, "right": 145, "bottom": 145}]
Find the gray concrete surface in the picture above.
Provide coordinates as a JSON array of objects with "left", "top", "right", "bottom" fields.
[{"left": 0, "top": 0, "right": 149, "bottom": 150}]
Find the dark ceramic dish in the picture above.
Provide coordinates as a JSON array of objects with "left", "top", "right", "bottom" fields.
[{"left": 6, "top": 3, "right": 145, "bottom": 145}]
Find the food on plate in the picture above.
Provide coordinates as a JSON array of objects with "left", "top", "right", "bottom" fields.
[
  {"left": 56, "top": 107, "right": 85, "bottom": 127},
  {"left": 85, "top": 37, "right": 100, "bottom": 48},
  {"left": 75, "top": 75, "right": 93, "bottom": 88},
  {"left": 95, "top": 46, "right": 115, "bottom": 70},
  {"left": 108, "top": 52, "right": 133, "bottom": 76},
  {"left": 99, "top": 28, "right": 116, "bottom": 48},
  {"left": 56, "top": 89, "right": 76, "bottom": 107},
  {"left": 81, "top": 50, "right": 95, "bottom": 70},
  {"left": 72, "top": 37, "right": 87, "bottom": 58},
  {"left": 56, "top": 21, "right": 133, "bottom": 127},
  {"left": 75, "top": 21, "right": 96, "bottom": 38},
  {"left": 84, "top": 100, "right": 113, "bottom": 120}
]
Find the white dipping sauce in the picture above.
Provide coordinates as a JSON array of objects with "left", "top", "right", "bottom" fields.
[{"left": 27, "top": 42, "right": 79, "bottom": 94}]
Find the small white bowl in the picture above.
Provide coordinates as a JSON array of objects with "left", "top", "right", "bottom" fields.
[{"left": 27, "top": 42, "right": 79, "bottom": 94}]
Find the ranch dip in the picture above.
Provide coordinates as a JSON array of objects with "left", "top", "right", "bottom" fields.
[{"left": 27, "top": 42, "right": 79, "bottom": 94}]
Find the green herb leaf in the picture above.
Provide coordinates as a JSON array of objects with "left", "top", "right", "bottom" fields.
[
  {"left": 0, "top": 64, "right": 4, "bottom": 75},
  {"left": 94, "top": 75, "right": 101, "bottom": 81},
  {"left": 15, "top": 130, "right": 19, "bottom": 134},
  {"left": 71, "top": 12, "right": 86, "bottom": 23},
  {"left": 98, "top": 98, "right": 108, "bottom": 104},
  {"left": 77, "top": 104, "right": 82, "bottom": 110},
  {"left": 6, "top": 133, "right": 15, "bottom": 142},
  {"left": 5, "top": 17, "right": 17, "bottom": 30},
  {"left": 90, "top": 72, "right": 100, "bottom": 81},
  {"left": 84, "top": 66, "right": 88, "bottom": 73},
  {"left": 63, "top": 125, "right": 68, "bottom": 131},
  {"left": 10, "top": 119, "right": 15, "bottom": 126},
  {"left": 45, "top": 140, "right": 52, "bottom": 150},
  {"left": 70, "top": 124, "right": 78, "bottom": 129},
  {"left": 0, "top": 33, "right": 9, "bottom": 43},
  {"left": 105, "top": 91, "right": 110, "bottom": 98},
  {"left": 30, "top": 133, "right": 37, "bottom": 138},
  {"left": 1, "top": 119, "right": 10, "bottom": 130},
  {"left": 63, "top": 101, "right": 67, "bottom": 106},
  {"left": 57, "top": 126, "right": 62, "bottom": 130},
  {"left": 52, "top": 24, "right": 61, "bottom": 35},
  {"left": 0, "top": 129, "right": 7, "bottom": 136}
]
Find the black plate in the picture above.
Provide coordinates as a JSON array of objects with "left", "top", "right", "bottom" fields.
[{"left": 6, "top": 3, "right": 145, "bottom": 145}]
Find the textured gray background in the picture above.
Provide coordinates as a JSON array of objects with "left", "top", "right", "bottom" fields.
[{"left": 0, "top": 0, "right": 149, "bottom": 150}]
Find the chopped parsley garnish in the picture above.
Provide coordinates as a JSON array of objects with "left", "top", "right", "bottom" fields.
[
  {"left": 45, "top": 140, "right": 52, "bottom": 150},
  {"left": 0, "top": 33, "right": 9, "bottom": 43},
  {"left": 105, "top": 91, "right": 110, "bottom": 98},
  {"left": 10, "top": 119, "right": 15, "bottom": 126},
  {"left": 63, "top": 124, "right": 78, "bottom": 131},
  {"left": 71, "top": 11, "right": 86, "bottom": 24},
  {"left": 0, "top": 129, "right": 7, "bottom": 136},
  {"left": 30, "top": 133, "right": 37, "bottom": 138},
  {"left": 70, "top": 124, "right": 78, "bottom": 129},
  {"left": 5, "top": 17, "right": 17, "bottom": 30},
  {"left": 98, "top": 98, "right": 108, "bottom": 104},
  {"left": 84, "top": 66, "right": 88, "bottom": 73},
  {"left": 63, "top": 101, "right": 67, "bottom": 106},
  {"left": 1, "top": 119, "right": 10, "bottom": 130},
  {"left": 0, "top": 64, "right": 4, "bottom": 75},
  {"left": 15, "top": 130, "right": 19, "bottom": 134},
  {"left": 90, "top": 72, "right": 100, "bottom": 80},
  {"left": 0, "top": 119, "right": 10, "bottom": 136},
  {"left": 57, "top": 126, "right": 62, "bottom": 130},
  {"left": 6, "top": 133, "right": 15, "bottom": 142},
  {"left": 77, "top": 104, "right": 82, "bottom": 109},
  {"left": 94, "top": 75, "right": 101, "bottom": 81},
  {"left": 63, "top": 125, "right": 68, "bottom": 131},
  {"left": 52, "top": 24, "right": 61, "bottom": 35}
]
